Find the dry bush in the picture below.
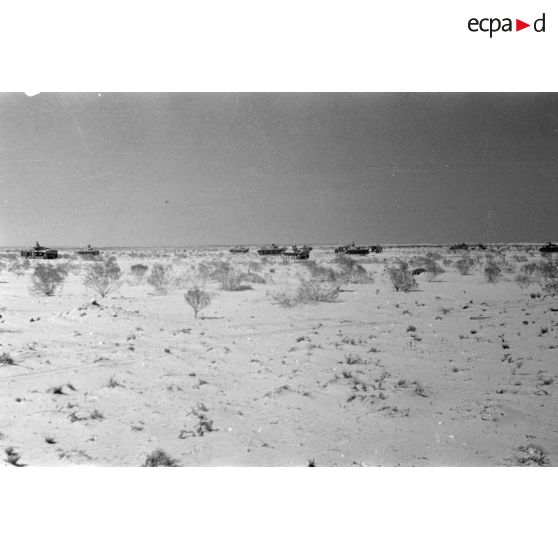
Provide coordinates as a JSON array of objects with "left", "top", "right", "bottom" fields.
[
  {"left": 220, "top": 270, "right": 251, "bottom": 291},
  {"left": 238, "top": 271, "right": 266, "bottom": 284},
  {"left": 83, "top": 256, "right": 122, "bottom": 297},
  {"left": 515, "top": 444, "right": 551, "bottom": 466},
  {"left": 483, "top": 259, "right": 501, "bottom": 283},
  {"left": 297, "top": 279, "right": 340, "bottom": 302},
  {"left": 198, "top": 260, "right": 228, "bottom": 281},
  {"left": 536, "top": 259, "right": 558, "bottom": 294},
  {"left": 423, "top": 253, "right": 445, "bottom": 281},
  {"left": 304, "top": 260, "right": 339, "bottom": 282},
  {"left": 333, "top": 254, "right": 374, "bottom": 284},
  {"left": 514, "top": 273, "right": 532, "bottom": 292},
  {"left": 521, "top": 262, "right": 540, "bottom": 276},
  {"left": 199, "top": 260, "right": 250, "bottom": 291},
  {"left": 30, "top": 263, "right": 68, "bottom": 296},
  {"left": 143, "top": 449, "right": 180, "bottom": 467},
  {"left": 0, "top": 352, "right": 15, "bottom": 365},
  {"left": 8, "top": 260, "right": 25, "bottom": 277},
  {"left": 147, "top": 263, "right": 171, "bottom": 294},
  {"left": 246, "top": 260, "right": 263, "bottom": 273},
  {"left": 455, "top": 256, "right": 475, "bottom": 275},
  {"left": 130, "top": 263, "right": 148, "bottom": 281},
  {"left": 272, "top": 279, "right": 340, "bottom": 307},
  {"left": 272, "top": 290, "right": 300, "bottom": 308},
  {"left": 386, "top": 261, "right": 417, "bottom": 292},
  {"left": 185, "top": 281, "right": 212, "bottom": 318}
]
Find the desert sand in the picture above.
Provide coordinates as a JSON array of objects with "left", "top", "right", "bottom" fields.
[{"left": 0, "top": 246, "right": 556, "bottom": 466}]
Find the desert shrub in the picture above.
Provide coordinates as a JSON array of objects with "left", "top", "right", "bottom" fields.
[
  {"left": 454, "top": 256, "right": 475, "bottom": 275},
  {"left": 8, "top": 260, "right": 25, "bottom": 277},
  {"left": 199, "top": 260, "right": 249, "bottom": 291},
  {"left": 130, "top": 263, "right": 148, "bottom": 281},
  {"left": 272, "top": 290, "right": 300, "bottom": 308},
  {"left": 83, "top": 256, "right": 121, "bottom": 297},
  {"left": 198, "top": 260, "right": 229, "bottom": 281},
  {"left": 346, "top": 265, "right": 375, "bottom": 284},
  {"left": 304, "top": 260, "right": 339, "bottom": 282},
  {"left": 143, "top": 449, "right": 180, "bottom": 467},
  {"left": 515, "top": 273, "right": 533, "bottom": 292},
  {"left": 185, "top": 283, "right": 212, "bottom": 318},
  {"left": 147, "top": 263, "right": 171, "bottom": 294},
  {"left": 246, "top": 260, "right": 263, "bottom": 273},
  {"left": 219, "top": 270, "right": 251, "bottom": 291},
  {"left": 515, "top": 444, "right": 551, "bottom": 467},
  {"left": 333, "top": 253, "right": 360, "bottom": 273},
  {"left": 0, "top": 352, "right": 15, "bottom": 365},
  {"left": 272, "top": 279, "right": 340, "bottom": 307},
  {"left": 238, "top": 271, "right": 266, "bottom": 284},
  {"left": 333, "top": 254, "right": 374, "bottom": 284},
  {"left": 423, "top": 254, "right": 445, "bottom": 281},
  {"left": 30, "top": 263, "right": 68, "bottom": 296},
  {"left": 172, "top": 269, "right": 193, "bottom": 289},
  {"left": 297, "top": 279, "right": 340, "bottom": 303},
  {"left": 386, "top": 261, "right": 417, "bottom": 292},
  {"left": 521, "top": 262, "right": 539, "bottom": 276},
  {"left": 483, "top": 259, "right": 501, "bottom": 283},
  {"left": 536, "top": 259, "right": 558, "bottom": 294}
]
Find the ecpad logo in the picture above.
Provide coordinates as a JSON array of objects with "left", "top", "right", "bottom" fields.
[{"left": 468, "top": 13, "right": 546, "bottom": 37}]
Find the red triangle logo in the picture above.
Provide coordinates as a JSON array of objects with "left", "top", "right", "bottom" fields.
[{"left": 516, "top": 19, "right": 530, "bottom": 31}]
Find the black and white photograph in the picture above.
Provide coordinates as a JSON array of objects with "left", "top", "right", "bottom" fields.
[
  {"left": 1, "top": 3, "right": 556, "bottom": 557},
  {"left": 1, "top": 92, "right": 556, "bottom": 467}
]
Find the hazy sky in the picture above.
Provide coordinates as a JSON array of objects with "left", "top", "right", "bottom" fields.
[{"left": 1, "top": 92, "right": 556, "bottom": 246}]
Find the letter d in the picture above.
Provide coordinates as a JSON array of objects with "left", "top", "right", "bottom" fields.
[{"left": 534, "top": 13, "right": 545, "bottom": 32}]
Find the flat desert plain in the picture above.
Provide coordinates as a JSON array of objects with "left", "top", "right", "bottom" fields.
[{"left": 0, "top": 246, "right": 556, "bottom": 466}]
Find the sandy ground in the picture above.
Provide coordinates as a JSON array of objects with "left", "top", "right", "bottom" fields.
[{"left": 0, "top": 247, "right": 556, "bottom": 466}]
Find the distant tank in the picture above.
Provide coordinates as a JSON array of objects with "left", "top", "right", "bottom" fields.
[
  {"left": 229, "top": 246, "right": 249, "bottom": 254},
  {"left": 540, "top": 241, "right": 558, "bottom": 253},
  {"left": 20, "top": 241, "right": 58, "bottom": 259},
  {"left": 283, "top": 245, "right": 310, "bottom": 260},
  {"left": 335, "top": 243, "right": 370, "bottom": 255},
  {"left": 76, "top": 244, "right": 100, "bottom": 257},
  {"left": 369, "top": 244, "right": 383, "bottom": 253},
  {"left": 450, "top": 243, "right": 469, "bottom": 251},
  {"left": 257, "top": 244, "right": 287, "bottom": 256},
  {"left": 475, "top": 244, "right": 487, "bottom": 250}
]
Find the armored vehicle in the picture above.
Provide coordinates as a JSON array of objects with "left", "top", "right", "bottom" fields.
[
  {"left": 540, "top": 241, "right": 558, "bottom": 253},
  {"left": 335, "top": 243, "right": 370, "bottom": 255},
  {"left": 283, "top": 246, "right": 311, "bottom": 260},
  {"left": 229, "top": 246, "right": 249, "bottom": 254},
  {"left": 77, "top": 244, "right": 100, "bottom": 257},
  {"left": 20, "top": 242, "right": 58, "bottom": 259},
  {"left": 257, "top": 244, "right": 287, "bottom": 256},
  {"left": 369, "top": 244, "right": 383, "bottom": 253}
]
